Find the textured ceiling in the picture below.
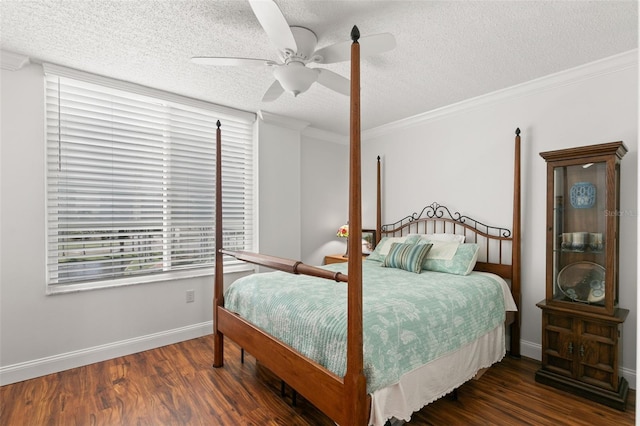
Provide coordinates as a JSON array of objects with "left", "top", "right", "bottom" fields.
[{"left": 1, "top": 1, "right": 637, "bottom": 135}]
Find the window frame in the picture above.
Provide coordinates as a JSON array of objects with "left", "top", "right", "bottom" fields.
[{"left": 44, "top": 64, "right": 257, "bottom": 294}]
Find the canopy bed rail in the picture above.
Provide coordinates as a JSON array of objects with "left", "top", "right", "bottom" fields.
[{"left": 220, "top": 249, "right": 348, "bottom": 282}]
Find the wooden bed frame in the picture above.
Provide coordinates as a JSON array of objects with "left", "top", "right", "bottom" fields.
[{"left": 213, "top": 26, "right": 521, "bottom": 426}]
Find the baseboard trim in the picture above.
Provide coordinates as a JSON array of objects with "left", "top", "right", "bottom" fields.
[
  {"left": 0, "top": 321, "right": 212, "bottom": 386},
  {"left": 621, "top": 366, "right": 637, "bottom": 391},
  {"left": 521, "top": 339, "right": 542, "bottom": 361}
]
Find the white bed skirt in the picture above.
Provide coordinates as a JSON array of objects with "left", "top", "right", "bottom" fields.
[{"left": 368, "top": 324, "right": 506, "bottom": 426}]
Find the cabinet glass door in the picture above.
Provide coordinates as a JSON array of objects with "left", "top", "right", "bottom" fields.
[{"left": 553, "top": 161, "right": 607, "bottom": 306}]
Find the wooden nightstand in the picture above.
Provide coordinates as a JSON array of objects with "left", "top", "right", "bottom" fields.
[
  {"left": 324, "top": 254, "right": 367, "bottom": 265},
  {"left": 324, "top": 254, "right": 348, "bottom": 265}
]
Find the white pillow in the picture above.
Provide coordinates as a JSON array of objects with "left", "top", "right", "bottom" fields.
[
  {"left": 408, "top": 232, "right": 466, "bottom": 244},
  {"left": 367, "top": 236, "right": 410, "bottom": 261},
  {"left": 374, "top": 236, "right": 408, "bottom": 255}
]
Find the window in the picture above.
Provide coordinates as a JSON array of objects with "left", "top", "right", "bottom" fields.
[{"left": 44, "top": 64, "right": 255, "bottom": 293}]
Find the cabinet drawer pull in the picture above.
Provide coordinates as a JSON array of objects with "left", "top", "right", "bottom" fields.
[
  {"left": 580, "top": 345, "right": 585, "bottom": 357},
  {"left": 568, "top": 342, "right": 573, "bottom": 354}
]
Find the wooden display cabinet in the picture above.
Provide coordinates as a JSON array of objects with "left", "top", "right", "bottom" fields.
[{"left": 536, "top": 141, "right": 629, "bottom": 410}]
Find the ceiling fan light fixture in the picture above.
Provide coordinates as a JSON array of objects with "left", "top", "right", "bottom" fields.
[{"left": 273, "top": 62, "right": 318, "bottom": 97}]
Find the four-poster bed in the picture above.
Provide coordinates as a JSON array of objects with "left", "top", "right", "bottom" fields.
[{"left": 213, "top": 26, "right": 521, "bottom": 426}]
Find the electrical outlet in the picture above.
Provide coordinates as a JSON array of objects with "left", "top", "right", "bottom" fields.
[{"left": 186, "top": 289, "right": 195, "bottom": 303}]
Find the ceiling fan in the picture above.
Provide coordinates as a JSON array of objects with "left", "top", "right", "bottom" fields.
[{"left": 191, "top": 0, "right": 396, "bottom": 102}]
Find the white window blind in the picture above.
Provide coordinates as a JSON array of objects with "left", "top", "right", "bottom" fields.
[{"left": 45, "top": 65, "right": 255, "bottom": 291}]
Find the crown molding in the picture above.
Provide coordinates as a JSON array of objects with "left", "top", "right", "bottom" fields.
[
  {"left": 1, "top": 50, "right": 30, "bottom": 71},
  {"left": 258, "top": 110, "right": 310, "bottom": 131},
  {"left": 363, "top": 49, "right": 638, "bottom": 140}
]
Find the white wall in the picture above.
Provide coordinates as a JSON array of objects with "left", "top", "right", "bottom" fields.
[
  {"left": 360, "top": 51, "right": 638, "bottom": 387},
  {"left": 300, "top": 129, "right": 349, "bottom": 266},
  {"left": 255, "top": 112, "right": 304, "bottom": 262},
  {"left": 256, "top": 114, "right": 350, "bottom": 267},
  {"left": 0, "top": 62, "right": 253, "bottom": 385}
]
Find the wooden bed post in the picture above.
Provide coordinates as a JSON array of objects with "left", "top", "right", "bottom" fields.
[
  {"left": 345, "top": 25, "right": 368, "bottom": 426},
  {"left": 213, "top": 120, "right": 224, "bottom": 368},
  {"left": 376, "top": 156, "right": 382, "bottom": 245},
  {"left": 511, "top": 128, "right": 522, "bottom": 357}
]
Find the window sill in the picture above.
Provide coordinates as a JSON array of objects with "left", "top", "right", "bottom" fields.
[{"left": 46, "top": 263, "right": 255, "bottom": 295}]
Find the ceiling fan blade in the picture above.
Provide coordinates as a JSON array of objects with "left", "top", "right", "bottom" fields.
[
  {"left": 315, "top": 69, "right": 350, "bottom": 96},
  {"left": 313, "top": 32, "right": 396, "bottom": 64},
  {"left": 262, "top": 79, "right": 285, "bottom": 102},
  {"left": 249, "top": 0, "right": 297, "bottom": 52},
  {"left": 191, "top": 57, "right": 275, "bottom": 67}
]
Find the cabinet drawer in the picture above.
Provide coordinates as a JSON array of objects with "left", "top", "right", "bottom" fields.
[{"left": 547, "top": 313, "right": 573, "bottom": 332}]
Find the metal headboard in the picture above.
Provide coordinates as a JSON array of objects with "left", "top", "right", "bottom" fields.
[{"left": 380, "top": 202, "right": 514, "bottom": 278}]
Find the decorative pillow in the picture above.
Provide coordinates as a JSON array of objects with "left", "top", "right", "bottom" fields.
[
  {"left": 419, "top": 243, "right": 479, "bottom": 275},
  {"left": 382, "top": 242, "right": 433, "bottom": 274},
  {"left": 409, "top": 233, "right": 466, "bottom": 244},
  {"left": 421, "top": 240, "right": 460, "bottom": 260},
  {"left": 367, "top": 235, "right": 419, "bottom": 262}
]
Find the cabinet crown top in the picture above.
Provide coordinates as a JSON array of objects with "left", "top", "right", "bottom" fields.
[{"left": 540, "top": 141, "right": 627, "bottom": 162}]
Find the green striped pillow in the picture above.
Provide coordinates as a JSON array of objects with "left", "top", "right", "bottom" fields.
[{"left": 382, "top": 242, "right": 433, "bottom": 273}]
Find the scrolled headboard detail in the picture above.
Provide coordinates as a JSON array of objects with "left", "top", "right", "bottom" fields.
[
  {"left": 380, "top": 201, "right": 514, "bottom": 279},
  {"left": 381, "top": 201, "right": 512, "bottom": 238}
]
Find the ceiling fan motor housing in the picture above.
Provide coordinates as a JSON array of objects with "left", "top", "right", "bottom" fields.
[{"left": 288, "top": 26, "right": 318, "bottom": 61}]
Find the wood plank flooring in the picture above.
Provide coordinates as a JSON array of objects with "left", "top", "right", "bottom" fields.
[{"left": 1, "top": 334, "right": 635, "bottom": 425}]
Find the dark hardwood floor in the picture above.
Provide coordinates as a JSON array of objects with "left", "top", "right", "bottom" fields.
[{"left": 1, "top": 334, "right": 635, "bottom": 425}]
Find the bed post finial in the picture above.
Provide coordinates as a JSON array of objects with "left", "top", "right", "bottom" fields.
[
  {"left": 217, "top": 120, "right": 221, "bottom": 128},
  {"left": 351, "top": 25, "right": 360, "bottom": 42},
  {"left": 515, "top": 127, "right": 520, "bottom": 136}
]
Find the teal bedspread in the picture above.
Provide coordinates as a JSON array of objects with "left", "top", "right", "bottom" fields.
[{"left": 224, "top": 260, "right": 506, "bottom": 393}]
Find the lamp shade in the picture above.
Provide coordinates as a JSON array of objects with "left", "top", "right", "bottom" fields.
[
  {"left": 337, "top": 224, "right": 349, "bottom": 238},
  {"left": 337, "top": 224, "right": 349, "bottom": 257}
]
